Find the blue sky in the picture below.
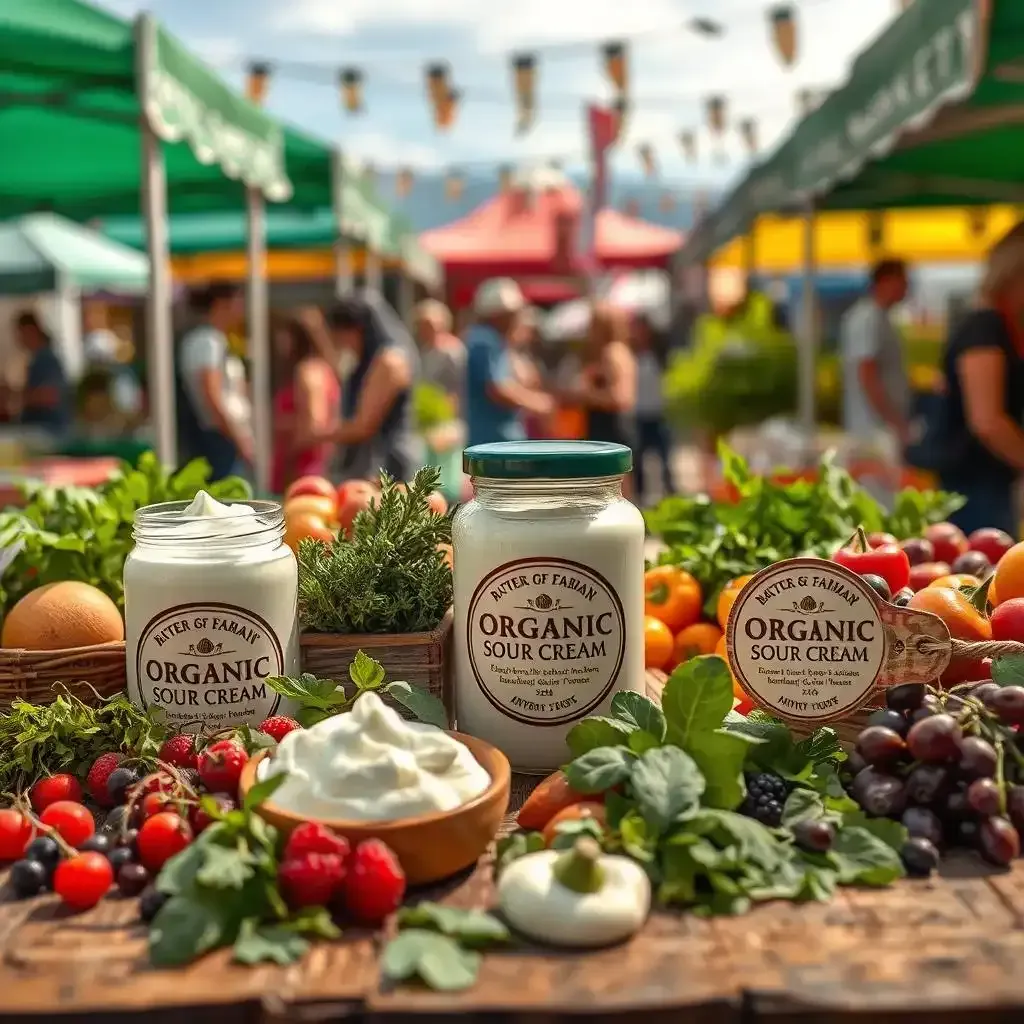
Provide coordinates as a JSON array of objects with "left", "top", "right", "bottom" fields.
[{"left": 97, "top": 0, "right": 899, "bottom": 215}]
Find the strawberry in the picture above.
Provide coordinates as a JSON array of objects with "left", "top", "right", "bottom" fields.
[
  {"left": 259, "top": 716, "right": 301, "bottom": 743},
  {"left": 278, "top": 852, "right": 346, "bottom": 908},
  {"left": 285, "top": 822, "right": 350, "bottom": 862},
  {"left": 86, "top": 752, "right": 124, "bottom": 808},
  {"left": 197, "top": 740, "right": 247, "bottom": 795},
  {"left": 158, "top": 735, "right": 198, "bottom": 770}
]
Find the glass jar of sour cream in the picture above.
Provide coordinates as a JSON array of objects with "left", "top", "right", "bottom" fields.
[
  {"left": 453, "top": 441, "right": 645, "bottom": 773},
  {"left": 124, "top": 491, "right": 300, "bottom": 732}
]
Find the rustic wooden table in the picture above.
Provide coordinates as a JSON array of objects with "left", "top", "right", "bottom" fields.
[{"left": 4, "top": 673, "right": 1024, "bottom": 1023}]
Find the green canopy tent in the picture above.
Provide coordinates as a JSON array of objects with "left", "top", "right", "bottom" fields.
[
  {"left": 679, "top": 0, "right": 1024, "bottom": 442},
  {"left": 0, "top": 0, "right": 298, "bottom": 491},
  {"left": 0, "top": 213, "right": 149, "bottom": 295}
]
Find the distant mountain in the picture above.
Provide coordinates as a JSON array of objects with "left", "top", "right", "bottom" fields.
[{"left": 372, "top": 169, "right": 715, "bottom": 233}]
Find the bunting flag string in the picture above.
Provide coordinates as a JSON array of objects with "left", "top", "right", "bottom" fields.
[
  {"left": 339, "top": 68, "right": 364, "bottom": 114},
  {"left": 602, "top": 41, "right": 628, "bottom": 95},
  {"left": 706, "top": 95, "right": 727, "bottom": 136},
  {"left": 768, "top": 5, "right": 798, "bottom": 68},
  {"left": 426, "top": 62, "right": 461, "bottom": 131}
]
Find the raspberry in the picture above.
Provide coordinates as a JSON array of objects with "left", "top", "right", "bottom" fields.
[
  {"left": 158, "top": 735, "right": 199, "bottom": 770},
  {"left": 197, "top": 740, "right": 247, "bottom": 795},
  {"left": 285, "top": 822, "right": 350, "bottom": 862},
  {"left": 278, "top": 852, "right": 346, "bottom": 908},
  {"left": 342, "top": 839, "right": 405, "bottom": 923},
  {"left": 86, "top": 752, "right": 124, "bottom": 808},
  {"left": 259, "top": 716, "right": 301, "bottom": 743}
]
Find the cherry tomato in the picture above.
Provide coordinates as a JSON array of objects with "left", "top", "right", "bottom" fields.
[
  {"left": 517, "top": 771, "right": 587, "bottom": 831},
  {"left": 40, "top": 801, "right": 95, "bottom": 849},
  {"left": 29, "top": 774, "right": 83, "bottom": 813},
  {"left": 542, "top": 801, "right": 607, "bottom": 847},
  {"left": 833, "top": 528, "right": 911, "bottom": 596},
  {"left": 137, "top": 812, "right": 193, "bottom": 871},
  {"left": 53, "top": 852, "right": 114, "bottom": 911},
  {"left": 0, "top": 808, "right": 33, "bottom": 861}
]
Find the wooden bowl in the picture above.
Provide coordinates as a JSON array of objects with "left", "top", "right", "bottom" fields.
[{"left": 239, "top": 732, "right": 511, "bottom": 886}]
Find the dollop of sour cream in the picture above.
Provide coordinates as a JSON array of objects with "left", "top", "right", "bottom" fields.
[
  {"left": 165, "top": 490, "right": 260, "bottom": 539},
  {"left": 259, "top": 691, "right": 491, "bottom": 822},
  {"left": 181, "top": 490, "right": 238, "bottom": 518}
]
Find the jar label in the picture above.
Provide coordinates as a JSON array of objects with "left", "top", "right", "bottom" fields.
[
  {"left": 466, "top": 557, "right": 626, "bottom": 726},
  {"left": 133, "top": 602, "right": 284, "bottom": 730}
]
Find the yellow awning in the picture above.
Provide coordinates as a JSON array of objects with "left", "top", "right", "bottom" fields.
[
  {"left": 170, "top": 247, "right": 396, "bottom": 285},
  {"left": 711, "top": 207, "right": 1021, "bottom": 272}
]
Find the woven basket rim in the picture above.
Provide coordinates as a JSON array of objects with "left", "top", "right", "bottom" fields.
[
  {"left": 299, "top": 607, "right": 454, "bottom": 648},
  {"left": 0, "top": 640, "right": 126, "bottom": 662}
]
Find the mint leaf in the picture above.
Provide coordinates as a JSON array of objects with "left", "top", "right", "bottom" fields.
[
  {"left": 688, "top": 809, "right": 784, "bottom": 872},
  {"left": 242, "top": 770, "right": 287, "bottom": 814},
  {"left": 495, "top": 831, "right": 545, "bottom": 874},
  {"left": 196, "top": 843, "right": 256, "bottom": 890},
  {"left": 149, "top": 892, "right": 233, "bottom": 967},
  {"left": 350, "top": 650, "right": 387, "bottom": 691},
  {"left": 611, "top": 691, "right": 667, "bottom": 740},
  {"left": 566, "top": 716, "right": 634, "bottom": 757},
  {"left": 396, "top": 903, "right": 509, "bottom": 947},
  {"left": 840, "top": 810, "right": 908, "bottom": 852},
  {"left": 550, "top": 815, "right": 605, "bottom": 849},
  {"left": 628, "top": 729, "right": 662, "bottom": 756},
  {"left": 687, "top": 730, "right": 749, "bottom": 810},
  {"left": 662, "top": 656, "right": 734, "bottom": 747},
  {"left": 384, "top": 681, "right": 449, "bottom": 728},
  {"left": 265, "top": 673, "right": 346, "bottom": 709},
  {"left": 829, "top": 827, "right": 905, "bottom": 886},
  {"left": 564, "top": 746, "right": 634, "bottom": 793},
  {"left": 630, "top": 746, "right": 704, "bottom": 831},
  {"left": 782, "top": 789, "right": 825, "bottom": 828},
  {"left": 381, "top": 929, "right": 481, "bottom": 991},
  {"left": 992, "top": 655, "right": 1024, "bottom": 688},
  {"left": 283, "top": 906, "right": 343, "bottom": 940},
  {"left": 156, "top": 834, "right": 212, "bottom": 896},
  {"left": 232, "top": 918, "right": 310, "bottom": 966},
  {"left": 619, "top": 811, "right": 658, "bottom": 863}
]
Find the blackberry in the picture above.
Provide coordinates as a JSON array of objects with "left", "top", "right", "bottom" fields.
[{"left": 740, "top": 771, "right": 788, "bottom": 827}]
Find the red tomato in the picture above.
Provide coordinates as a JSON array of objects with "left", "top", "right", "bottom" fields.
[
  {"left": 969, "top": 528, "right": 1015, "bottom": 566},
  {"left": 867, "top": 532, "right": 898, "bottom": 549},
  {"left": 542, "top": 802, "right": 607, "bottom": 847},
  {"left": 284, "top": 476, "right": 335, "bottom": 502},
  {"left": 992, "top": 598, "right": 1024, "bottom": 642},
  {"left": 925, "top": 522, "right": 968, "bottom": 566},
  {"left": 517, "top": 771, "right": 587, "bottom": 830},
  {"left": 908, "top": 561, "right": 952, "bottom": 592},
  {"left": 833, "top": 531, "right": 911, "bottom": 596}
]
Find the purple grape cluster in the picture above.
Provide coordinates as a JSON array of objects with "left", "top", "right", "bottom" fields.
[{"left": 846, "top": 681, "right": 1024, "bottom": 877}]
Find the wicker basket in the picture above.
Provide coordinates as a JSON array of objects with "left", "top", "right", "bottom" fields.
[
  {"left": 300, "top": 609, "right": 453, "bottom": 723},
  {"left": 0, "top": 641, "right": 127, "bottom": 709}
]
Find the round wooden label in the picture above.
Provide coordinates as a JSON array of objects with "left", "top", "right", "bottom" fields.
[{"left": 726, "top": 558, "right": 889, "bottom": 723}]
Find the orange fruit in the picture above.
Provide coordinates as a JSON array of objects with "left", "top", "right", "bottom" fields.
[
  {"left": 908, "top": 586, "right": 991, "bottom": 643},
  {"left": 644, "top": 566, "right": 702, "bottom": 632},
  {"left": 928, "top": 573, "right": 981, "bottom": 591},
  {"left": 990, "top": 575, "right": 1000, "bottom": 606},
  {"left": 644, "top": 615, "right": 675, "bottom": 670},
  {"left": 994, "top": 541, "right": 1024, "bottom": 604},
  {"left": 284, "top": 494, "right": 338, "bottom": 524},
  {"left": 716, "top": 574, "right": 755, "bottom": 629},
  {"left": 284, "top": 512, "right": 335, "bottom": 554},
  {"left": 674, "top": 622, "right": 724, "bottom": 666},
  {"left": 2, "top": 581, "right": 123, "bottom": 650}
]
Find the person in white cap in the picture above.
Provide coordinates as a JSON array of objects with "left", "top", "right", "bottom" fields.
[{"left": 465, "top": 278, "right": 552, "bottom": 447}]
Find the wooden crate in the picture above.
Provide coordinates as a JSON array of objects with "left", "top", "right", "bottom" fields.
[{"left": 300, "top": 609, "right": 453, "bottom": 723}]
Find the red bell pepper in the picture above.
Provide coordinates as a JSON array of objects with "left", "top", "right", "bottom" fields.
[{"left": 833, "top": 526, "right": 911, "bottom": 597}]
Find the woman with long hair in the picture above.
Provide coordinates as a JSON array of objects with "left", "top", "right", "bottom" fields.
[
  {"left": 938, "top": 222, "right": 1024, "bottom": 535},
  {"left": 270, "top": 309, "right": 340, "bottom": 494}
]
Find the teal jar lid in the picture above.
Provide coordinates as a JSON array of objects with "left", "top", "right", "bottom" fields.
[{"left": 463, "top": 440, "right": 632, "bottom": 479}]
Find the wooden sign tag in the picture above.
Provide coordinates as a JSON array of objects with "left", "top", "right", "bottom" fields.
[{"left": 725, "top": 558, "right": 952, "bottom": 724}]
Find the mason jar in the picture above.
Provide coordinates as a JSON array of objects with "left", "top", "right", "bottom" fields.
[
  {"left": 453, "top": 441, "right": 645, "bottom": 773},
  {"left": 124, "top": 497, "right": 300, "bottom": 731}
]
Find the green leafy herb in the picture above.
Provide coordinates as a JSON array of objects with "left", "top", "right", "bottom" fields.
[
  {"left": 381, "top": 930, "right": 481, "bottom": 992},
  {"left": 396, "top": 903, "right": 509, "bottom": 947},
  {"left": 0, "top": 453, "right": 250, "bottom": 613},
  {"left": 297, "top": 467, "right": 452, "bottom": 634},
  {"left": 992, "top": 655, "right": 1024, "bottom": 688},
  {"left": 494, "top": 830, "right": 545, "bottom": 874},
  {"left": 630, "top": 746, "right": 704, "bottom": 831},
  {"left": 645, "top": 441, "right": 964, "bottom": 617},
  {"left": 563, "top": 746, "right": 634, "bottom": 793},
  {"left": 266, "top": 653, "right": 449, "bottom": 728},
  {"left": 148, "top": 773, "right": 333, "bottom": 968},
  {"left": 0, "top": 687, "right": 169, "bottom": 793}
]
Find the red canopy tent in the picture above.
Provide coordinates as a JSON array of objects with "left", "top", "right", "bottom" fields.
[{"left": 419, "top": 181, "right": 683, "bottom": 307}]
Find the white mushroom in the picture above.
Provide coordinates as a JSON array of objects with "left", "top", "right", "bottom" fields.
[{"left": 497, "top": 838, "right": 651, "bottom": 948}]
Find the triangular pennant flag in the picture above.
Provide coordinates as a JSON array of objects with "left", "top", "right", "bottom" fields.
[
  {"left": 768, "top": 5, "right": 798, "bottom": 68},
  {"left": 246, "top": 62, "right": 270, "bottom": 105},
  {"left": 426, "top": 63, "right": 457, "bottom": 129},
  {"left": 679, "top": 130, "right": 697, "bottom": 163},
  {"left": 602, "top": 41, "right": 628, "bottom": 94},
  {"left": 637, "top": 143, "right": 656, "bottom": 177},
  {"left": 437, "top": 88, "right": 461, "bottom": 131},
  {"left": 706, "top": 95, "right": 727, "bottom": 135},
  {"left": 339, "top": 68, "right": 363, "bottom": 114},
  {"left": 512, "top": 54, "right": 537, "bottom": 135},
  {"left": 739, "top": 118, "right": 758, "bottom": 154},
  {"left": 688, "top": 17, "right": 724, "bottom": 36}
]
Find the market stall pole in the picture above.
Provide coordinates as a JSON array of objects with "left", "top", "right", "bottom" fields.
[
  {"left": 332, "top": 148, "right": 353, "bottom": 297},
  {"left": 798, "top": 200, "right": 818, "bottom": 460},
  {"left": 246, "top": 186, "right": 271, "bottom": 495},
  {"left": 135, "top": 14, "right": 176, "bottom": 468}
]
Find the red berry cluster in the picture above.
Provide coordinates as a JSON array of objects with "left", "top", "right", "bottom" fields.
[{"left": 278, "top": 823, "right": 406, "bottom": 924}]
